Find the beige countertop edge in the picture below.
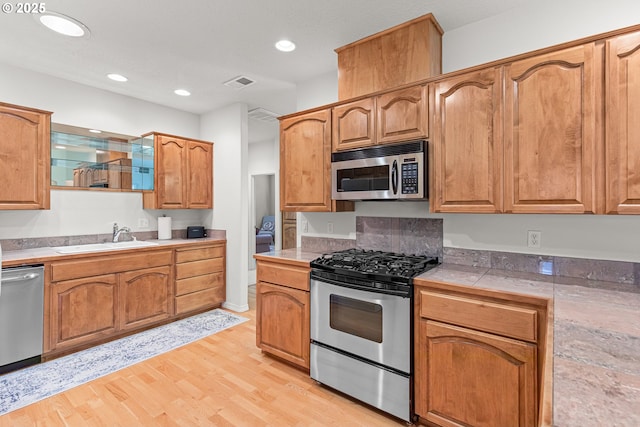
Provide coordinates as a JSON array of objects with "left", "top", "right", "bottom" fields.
[
  {"left": 1, "top": 237, "right": 227, "bottom": 267},
  {"left": 253, "top": 248, "right": 322, "bottom": 267}
]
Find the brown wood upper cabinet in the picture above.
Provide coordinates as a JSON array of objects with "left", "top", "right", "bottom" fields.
[
  {"left": 335, "top": 13, "right": 442, "bottom": 100},
  {"left": 504, "top": 43, "right": 599, "bottom": 214},
  {"left": 432, "top": 42, "right": 601, "bottom": 214},
  {"left": 431, "top": 67, "right": 503, "bottom": 213},
  {"left": 332, "top": 84, "right": 428, "bottom": 152},
  {"left": 143, "top": 133, "right": 213, "bottom": 209},
  {"left": 0, "top": 102, "right": 51, "bottom": 210},
  {"left": 280, "top": 109, "right": 353, "bottom": 212},
  {"left": 606, "top": 30, "right": 640, "bottom": 214}
]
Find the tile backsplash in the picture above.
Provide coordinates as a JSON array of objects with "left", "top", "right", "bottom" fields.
[
  {"left": 355, "top": 216, "right": 443, "bottom": 258},
  {"left": 301, "top": 215, "right": 640, "bottom": 287}
]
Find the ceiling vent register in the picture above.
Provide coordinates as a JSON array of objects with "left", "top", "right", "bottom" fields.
[
  {"left": 248, "top": 107, "right": 279, "bottom": 122},
  {"left": 223, "top": 75, "right": 256, "bottom": 89}
]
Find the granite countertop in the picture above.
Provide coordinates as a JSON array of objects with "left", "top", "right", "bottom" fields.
[
  {"left": 257, "top": 251, "right": 640, "bottom": 427},
  {"left": 1, "top": 234, "right": 227, "bottom": 267}
]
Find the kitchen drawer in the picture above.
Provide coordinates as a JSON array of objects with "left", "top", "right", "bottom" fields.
[
  {"left": 175, "top": 258, "right": 224, "bottom": 279},
  {"left": 257, "top": 261, "right": 310, "bottom": 291},
  {"left": 176, "top": 245, "right": 224, "bottom": 263},
  {"left": 176, "top": 272, "right": 224, "bottom": 296},
  {"left": 175, "top": 286, "right": 224, "bottom": 315},
  {"left": 419, "top": 290, "right": 538, "bottom": 343},
  {"left": 51, "top": 250, "right": 173, "bottom": 282}
]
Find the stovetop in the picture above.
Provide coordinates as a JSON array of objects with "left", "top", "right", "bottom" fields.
[{"left": 310, "top": 248, "right": 439, "bottom": 284}]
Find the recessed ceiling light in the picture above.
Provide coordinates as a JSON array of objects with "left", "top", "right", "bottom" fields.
[
  {"left": 174, "top": 89, "right": 191, "bottom": 96},
  {"left": 107, "top": 73, "right": 128, "bottom": 82},
  {"left": 275, "top": 39, "right": 296, "bottom": 52},
  {"left": 38, "top": 12, "right": 89, "bottom": 38}
]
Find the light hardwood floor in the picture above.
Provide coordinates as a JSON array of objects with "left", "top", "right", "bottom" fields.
[{"left": 0, "top": 285, "right": 404, "bottom": 426}]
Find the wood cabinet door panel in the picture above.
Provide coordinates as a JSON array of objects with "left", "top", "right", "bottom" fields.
[
  {"left": 176, "top": 272, "right": 224, "bottom": 296},
  {"left": 256, "top": 281, "right": 310, "bottom": 369},
  {"left": 175, "top": 245, "right": 224, "bottom": 263},
  {"left": 280, "top": 109, "right": 332, "bottom": 211},
  {"left": 119, "top": 266, "right": 171, "bottom": 330},
  {"left": 157, "top": 135, "right": 187, "bottom": 208},
  {"left": 0, "top": 103, "right": 50, "bottom": 209},
  {"left": 431, "top": 68, "right": 503, "bottom": 212},
  {"left": 187, "top": 141, "right": 213, "bottom": 208},
  {"left": 416, "top": 320, "right": 537, "bottom": 427},
  {"left": 51, "top": 250, "right": 173, "bottom": 282},
  {"left": 256, "top": 260, "right": 310, "bottom": 291},
  {"left": 419, "top": 290, "right": 538, "bottom": 342},
  {"left": 377, "top": 85, "right": 428, "bottom": 144},
  {"left": 175, "top": 258, "right": 224, "bottom": 280},
  {"left": 332, "top": 98, "right": 375, "bottom": 151},
  {"left": 606, "top": 31, "right": 640, "bottom": 213},
  {"left": 175, "top": 286, "right": 225, "bottom": 315},
  {"left": 504, "top": 44, "right": 599, "bottom": 213},
  {"left": 50, "top": 274, "right": 118, "bottom": 350}
]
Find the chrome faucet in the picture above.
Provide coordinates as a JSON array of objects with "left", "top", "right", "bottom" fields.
[{"left": 112, "top": 222, "right": 131, "bottom": 243}]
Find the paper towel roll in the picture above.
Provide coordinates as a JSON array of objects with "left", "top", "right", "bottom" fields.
[{"left": 158, "top": 216, "right": 172, "bottom": 240}]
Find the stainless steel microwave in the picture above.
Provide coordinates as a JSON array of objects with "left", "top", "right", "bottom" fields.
[{"left": 331, "top": 140, "right": 427, "bottom": 201}]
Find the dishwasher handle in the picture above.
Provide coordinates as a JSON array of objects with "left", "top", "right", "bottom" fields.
[{"left": 2, "top": 272, "right": 41, "bottom": 284}]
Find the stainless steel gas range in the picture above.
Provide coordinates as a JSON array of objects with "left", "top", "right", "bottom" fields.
[{"left": 309, "top": 248, "right": 439, "bottom": 422}]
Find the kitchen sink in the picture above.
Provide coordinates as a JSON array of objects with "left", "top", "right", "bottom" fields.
[{"left": 53, "top": 240, "right": 159, "bottom": 254}]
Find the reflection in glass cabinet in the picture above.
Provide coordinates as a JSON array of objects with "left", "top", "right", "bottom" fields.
[{"left": 50, "top": 124, "right": 154, "bottom": 191}]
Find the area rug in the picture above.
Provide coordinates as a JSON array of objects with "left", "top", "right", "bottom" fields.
[{"left": 0, "top": 309, "right": 248, "bottom": 416}]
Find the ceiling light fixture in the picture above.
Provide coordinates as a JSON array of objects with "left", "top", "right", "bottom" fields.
[
  {"left": 275, "top": 39, "right": 296, "bottom": 52},
  {"left": 174, "top": 89, "right": 191, "bottom": 96},
  {"left": 38, "top": 11, "right": 89, "bottom": 38},
  {"left": 107, "top": 73, "right": 128, "bottom": 82}
]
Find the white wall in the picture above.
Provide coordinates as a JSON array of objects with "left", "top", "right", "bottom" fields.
[
  {"left": 295, "top": 69, "right": 338, "bottom": 112},
  {"left": 0, "top": 62, "right": 205, "bottom": 239},
  {"left": 299, "top": 1, "right": 640, "bottom": 263},
  {"left": 201, "top": 103, "right": 250, "bottom": 312}
]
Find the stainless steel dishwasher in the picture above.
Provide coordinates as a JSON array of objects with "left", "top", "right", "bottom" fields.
[{"left": 0, "top": 264, "right": 45, "bottom": 374}]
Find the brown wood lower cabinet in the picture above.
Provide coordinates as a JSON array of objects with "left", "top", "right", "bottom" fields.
[
  {"left": 119, "top": 266, "right": 172, "bottom": 331},
  {"left": 174, "top": 243, "right": 226, "bottom": 315},
  {"left": 414, "top": 282, "right": 546, "bottom": 427},
  {"left": 50, "top": 274, "right": 119, "bottom": 351},
  {"left": 46, "top": 241, "right": 226, "bottom": 358},
  {"left": 255, "top": 258, "right": 310, "bottom": 370}
]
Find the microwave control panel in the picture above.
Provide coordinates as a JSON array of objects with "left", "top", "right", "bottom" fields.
[{"left": 401, "top": 163, "right": 419, "bottom": 194}]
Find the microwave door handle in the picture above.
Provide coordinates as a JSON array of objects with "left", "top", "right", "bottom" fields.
[{"left": 391, "top": 160, "right": 398, "bottom": 195}]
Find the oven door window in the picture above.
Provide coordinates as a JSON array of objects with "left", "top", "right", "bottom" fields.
[
  {"left": 329, "top": 294, "right": 382, "bottom": 343},
  {"left": 336, "top": 165, "right": 389, "bottom": 193}
]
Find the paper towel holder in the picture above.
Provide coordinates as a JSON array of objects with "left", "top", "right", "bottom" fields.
[{"left": 157, "top": 215, "right": 172, "bottom": 240}]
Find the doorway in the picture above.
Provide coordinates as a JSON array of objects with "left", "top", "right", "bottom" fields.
[{"left": 249, "top": 173, "right": 276, "bottom": 272}]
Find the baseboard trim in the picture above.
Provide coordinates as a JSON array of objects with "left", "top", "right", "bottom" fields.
[{"left": 223, "top": 301, "right": 249, "bottom": 312}]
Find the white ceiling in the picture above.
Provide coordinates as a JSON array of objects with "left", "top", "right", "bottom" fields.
[{"left": 0, "top": 0, "right": 529, "bottom": 118}]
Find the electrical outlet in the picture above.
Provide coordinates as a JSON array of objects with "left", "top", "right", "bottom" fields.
[
  {"left": 527, "top": 230, "right": 541, "bottom": 248},
  {"left": 327, "top": 222, "right": 334, "bottom": 234},
  {"left": 303, "top": 220, "right": 308, "bottom": 233},
  {"left": 138, "top": 217, "right": 149, "bottom": 228}
]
